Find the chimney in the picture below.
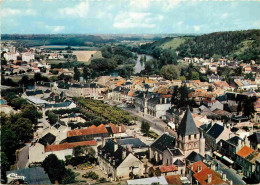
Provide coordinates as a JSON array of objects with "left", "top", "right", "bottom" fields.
[
  {"left": 160, "top": 98, "right": 162, "bottom": 104},
  {"left": 191, "top": 165, "right": 193, "bottom": 171},
  {"left": 104, "top": 154, "right": 107, "bottom": 158},
  {"left": 208, "top": 174, "right": 212, "bottom": 183},
  {"left": 113, "top": 160, "right": 116, "bottom": 166},
  {"left": 222, "top": 173, "right": 226, "bottom": 181},
  {"left": 122, "top": 150, "right": 126, "bottom": 160},
  {"left": 164, "top": 98, "right": 167, "bottom": 104},
  {"left": 102, "top": 137, "right": 106, "bottom": 148},
  {"left": 211, "top": 164, "right": 215, "bottom": 171},
  {"left": 118, "top": 125, "right": 122, "bottom": 133},
  {"left": 198, "top": 165, "right": 202, "bottom": 172},
  {"left": 114, "top": 143, "right": 118, "bottom": 152}
]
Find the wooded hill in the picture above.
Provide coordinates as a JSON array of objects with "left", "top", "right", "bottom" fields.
[
  {"left": 177, "top": 29, "right": 260, "bottom": 63},
  {"left": 135, "top": 29, "right": 260, "bottom": 63}
]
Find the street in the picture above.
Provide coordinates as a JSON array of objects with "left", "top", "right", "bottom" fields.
[
  {"left": 213, "top": 159, "right": 246, "bottom": 185},
  {"left": 16, "top": 145, "right": 29, "bottom": 169}
]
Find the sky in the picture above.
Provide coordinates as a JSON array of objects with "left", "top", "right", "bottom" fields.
[{"left": 1, "top": 0, "right": 260, "bottom": 34}]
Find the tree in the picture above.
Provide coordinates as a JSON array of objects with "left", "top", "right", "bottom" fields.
[
  {"left": 243, "top": 97, "right": 257, "bottom": 119},
  {"left": 47, "top": 111, "right": 58, "bottom": 125},
  {"left": 1, "top": 152, "right": 10, "bottom": 181},
  {"left": 73, "top": 66, "right": 80, "bottom": 81},
  {"left": 73, "top": 146, "right": 85, "bottom": 157},
  {"left": 42, "top": 154, "right": 66, "bottom": 183},
  {"left": 21, "top": 104, "right": 42, "bottom": 124},
  {"left": 190, "top": 71, "right": 199, "bottom": 80},
  {"left": 141, "top": 121, "right": 150, "bottom": 136},
  {"left": 11, "top": 97, "right": 28, "bottom": 109},
  {"left": 61, "top": 169, "right": 77, "bottom": 184},
  {"left": 208, "top": 85, "right": 214, "bottom": 92},
  {"left": 83, "top": 66, "right": 91, "bottom": 80},
  {"left": 161, "top": 65, "right": 180, "bottom": 80},
  {"left": 1, "top": 126, "right": 19, "bottom": 164},
  {"left": 11, "top": 117, "right": 33, "bottom": 142}
]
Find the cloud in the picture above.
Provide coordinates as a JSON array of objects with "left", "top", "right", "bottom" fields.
[
  {"left": 113, "top": 12, "right": 163, "bottom": 29},
  {"left": 129, "top": 0, "right": 150, "bottom": 10},
  {"left": 221, "top": 13, "right": 229, "bottom": 19},
  {"left": 1, "top": 8, "right": 37, "bottom": 17},
  {"left": 160, "top": 0, "right": 180, "bottom": 11},
  {"left": 194, "top": 25, "right": 201, "bottom": 31},
  {"left": 177, "top": 21, "right": 183, "bottom": 26},
  {"left": 45, "top": 25, "right": 65, "bottom": 33},
  {"left": 59, "top": 1, "right": 89, "bottom": 18}
]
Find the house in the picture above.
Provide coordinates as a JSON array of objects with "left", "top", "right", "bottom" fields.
[
  {"left": 248, "top": 132, "right": 260, "bottom": 150},
  {"left": 255, "top": 159, "right": 260, "bottom": 183},
  {"left": 113, "top": 136, "right": 148, "bottom": 154},
  {"left": 6, "top": 167, "right": 51, "bottom": 184},
  {"left": 187, "top": 161, "right": 228, "bottom": 185},
  {"left": 67, "top": 124, "right": 109, "bottom": 142},
  {"left": 207, "top": 74, "right": 223, "bottom": 82},
  {"left": 22, "top": 52, "right": 35, "bottom": 62},
  {"left": 236, "top": 146, "right": 260, "bottom": 180},
  {"left": 149, "top": 133, "right": 175, "bottom": 164},
  {"left": 204, "top": 123, "right": 233, "bottom": 151},
  {"left": 44, "top": 100, "right": 77, "bottom": 110},
  {"left": 4, "top": 52, "right": 19, "bottom": 61},
  {"left": 29, "top": 140, "right": 97, "bottom": 163},
  {"left": 45, "top": 140, "right": 97, "bottom": 160},
  {"left": 98, "top": 139, "right": 144, "bottom": 181},
  {"left": 217, "top": 136, "right": 244, "bottom": 161}
]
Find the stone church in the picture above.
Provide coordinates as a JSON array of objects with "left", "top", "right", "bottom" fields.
[{"left": 149, "top": 108, "right": 206, "bottom": 175}]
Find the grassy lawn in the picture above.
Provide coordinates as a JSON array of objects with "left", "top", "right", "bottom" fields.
[
  {"left": 160, "top": 37, "right": 188, "bottom": 50},
  {"left": 233, "top": 40, "right": 254, "bottom": 56},
  {"left": 86, "top": 51, "right": 103, "bottom": 65}
]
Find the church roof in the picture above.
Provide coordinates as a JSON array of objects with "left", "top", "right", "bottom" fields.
[{"left": 177, "top": 109, "right": 199, "bottom": 136}]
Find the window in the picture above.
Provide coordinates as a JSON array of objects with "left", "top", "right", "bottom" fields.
[
  {"left": 189, "top": 135, "right": 191, "bottom": 140},
  {"left": 194, "top": 134, "right": 197, "bottom": 139}
]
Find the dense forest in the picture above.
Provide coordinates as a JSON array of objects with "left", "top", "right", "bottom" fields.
[{"left": 177, "top": 29, "right": 260, "bottom": 63}]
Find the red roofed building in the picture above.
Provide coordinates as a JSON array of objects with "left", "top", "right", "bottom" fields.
[
  {"left": 236, "top": 145, "right": 254, "bottom": 158},
  {"left": 165, "top": 175, "right": 182, "bottom": 185},
  {"left": 153, "top": 165, "right": 178, "bottom": 176},
  {"left": 45, "top": 140, "right": 97, "bottom": 152},
  {"left": 67, "top": 124, "right": 109, "bottom": 139},
  {"left": 187, "top": 161, "right": 228, "bottom": 185}
]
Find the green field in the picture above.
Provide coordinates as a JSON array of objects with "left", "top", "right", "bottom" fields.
[
  {"left": 160, "top": 37, "right": 189, "bottom": 50},
  {"left": 86, "top": 51, "right": 103, "bottom": 65}
]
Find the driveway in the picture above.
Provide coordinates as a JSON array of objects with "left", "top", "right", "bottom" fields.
[{"left": 16, "top": 145, "right": 29, "bottom": 169}]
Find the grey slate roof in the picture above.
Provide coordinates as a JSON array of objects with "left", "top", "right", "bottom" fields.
[
  {"left": 176, "top": 109, "right": 199, "bottom": 136},
  {"left": 186, "top": 151, "right": 204, "bottom": 163},
  {"left": 38, "top": 133, "right": 56, "bottom": 146},
  {"left": 207, "top": 123, "right": 224, "bottom": 139},
  {"left": 227, "top": 136, "right": 242, "bottom": 146},
  {"left": 173, "top": 159, "right": 185, "bottom": 166},
  {"left": 116, "top": 137, "right": 147, "bottom": 148},
  {"left": 151, "top": 133, "right": 175, "bottom": 152},
  {"left": 169, "top": 148, "right": 183, "bottom": 156},
  {"left": 6, "top": 167, "right": 51, "bottom": 184},
  {"left": 248, "top": 132, "right": 260, "bottom": 144}
]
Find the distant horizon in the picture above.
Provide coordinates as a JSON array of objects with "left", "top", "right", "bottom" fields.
[
  {"left": 2, "top": 28, "right": 260, "bottom": 36},
  {"left": 2, "top": 0, "right": 260, "bottom": 34}
]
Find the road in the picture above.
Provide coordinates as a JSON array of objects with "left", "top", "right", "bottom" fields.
[
  {"left": 16, "top": 145, "right": 29, "bottom": 169},
  {"left": 213, "top": 159, "right": 246, "bottom": 185}
]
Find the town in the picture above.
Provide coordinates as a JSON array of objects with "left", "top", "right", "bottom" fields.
[
  {"left": 1, "top": 0, "right": 260, "bottom": 184},
  {"left": 1, "top": 30, "right": 260, "bottom": 185}
]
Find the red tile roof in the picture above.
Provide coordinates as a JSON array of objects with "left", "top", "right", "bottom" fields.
[
  {"left": 236, "top": 146, "right": 254, "bottom": 158},
  {"left": 165, "top": 175, "right": 182, "bottom": 185},
  {"left": 45, "top": 140, "right": 97, "bottom": 152},
  {"left": 108, "top": 123, "right": 126, "bottom": 134},
  {"left": 193, "top": 168, "right": 226, "bottom": 185},
  {"left": 157, "top": 165, "right": 178, "bottom": 173},
  {"left": 67, "top": 124, "right": 108, "bottom": 137},
  {"left": 187, "top": 161, "right": 208, "bottom": 173}
]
